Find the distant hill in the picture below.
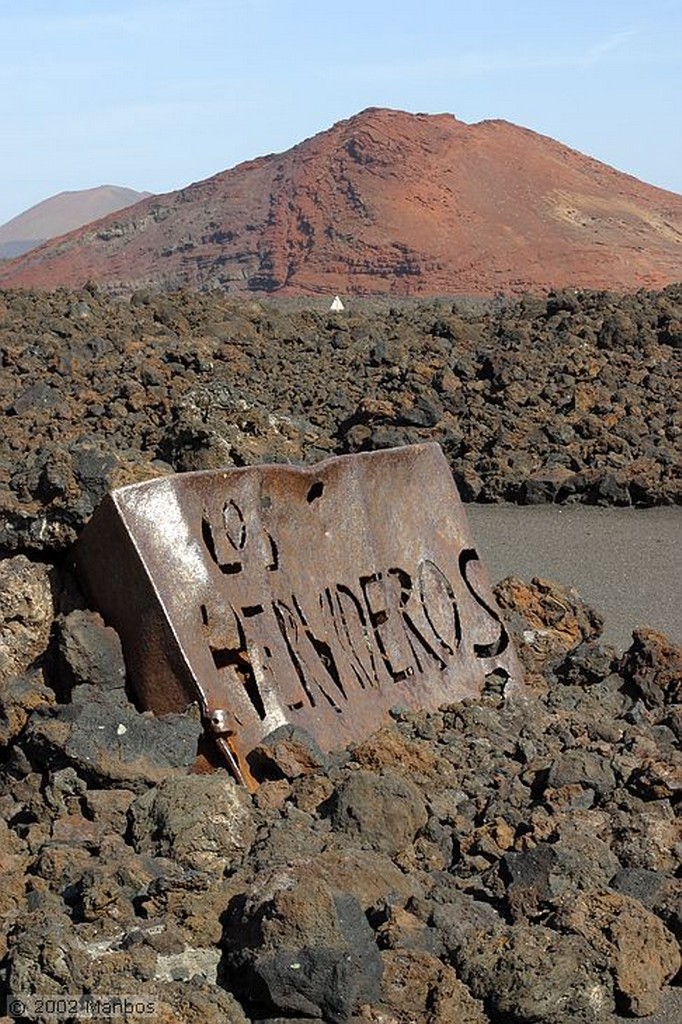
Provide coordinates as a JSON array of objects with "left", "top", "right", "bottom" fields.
[
  {"left": 0, "top": 185, "right": 152, "bottom": 260},
  {"left": 0, "top": 109, "right": 680, "bottom": 295}
]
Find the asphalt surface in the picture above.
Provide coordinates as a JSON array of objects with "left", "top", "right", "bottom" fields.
[{"left": 466, "top": 504, "right": 681, "bottom": 653}]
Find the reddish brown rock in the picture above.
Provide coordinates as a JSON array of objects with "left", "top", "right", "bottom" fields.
[
  {"left": 554, "top": 890, "right": 681, "bottom": 1016},
  {"left": 0, "top": 670, "right": 55, "bottom": 746},
  {"left": 2, "top": 108, "right": 681, "bottom": 296},
  {"left": 379, "top": 949, "right": 487, "bottom": 1024},
  {"left": 306, "top": 849, "right": 418, "bottom": 911},
  {"left": 493, "top": 576, "right": 604, "bottom": 683},
  {"left": 351, "top": 724, "right": 443, "bottom": 782},
  {"left": 0, "top": 820, "right": 29, "bottom": 961}
]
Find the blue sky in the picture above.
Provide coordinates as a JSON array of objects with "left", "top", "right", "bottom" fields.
[{"left": 1, "top": 0, "right": 680, "bottom": 225}]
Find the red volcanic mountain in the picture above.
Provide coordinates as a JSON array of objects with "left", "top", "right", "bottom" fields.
[
  {"left": 0, "top": 186, "right": 152, "bottom": 261},
  {"left": 1, "top": 108, "right": 681, "bottom": 296}
]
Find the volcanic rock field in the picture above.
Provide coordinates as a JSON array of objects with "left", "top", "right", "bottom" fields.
[{"left": 0, "top": 283, "right": 680, "bottom": 1023}]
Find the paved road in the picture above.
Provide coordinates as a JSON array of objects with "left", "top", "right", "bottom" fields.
[{"left": 466, "top": 504, "right": 681, "bottom": 652}]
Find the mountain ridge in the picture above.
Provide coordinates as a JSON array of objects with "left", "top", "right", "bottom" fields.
[{"left": 0, "top": 185, "right": 152, "bottom": 261}]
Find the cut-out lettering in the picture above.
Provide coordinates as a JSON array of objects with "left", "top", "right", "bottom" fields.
[
  {"left": 459, "top": 548, "right": 509, "bottom": 658},
  {"left": 74, "top": 446, "right": 524, "bottom": 790},
  {"left": 223, "top": 499, "right": 247, "bottom": 550},
  {"left": 328, "top": 583, "right": 379, "bottom": 690},
  {"left": 202, "top": 511, "right": 243, "bottom": 575},
  {"left": 417, "top": 559, "right": 462, "bottom": 655},
  {"left": 201, "top": 601, "right": 266, "bottom": 720},
  {"left": 265, "top": 530, "right": 279, "bottom": 572},
  {"left": 272, "top": 599, "right": 343, "bottom": 712},
  {"left": 361, "top": 572, "right": 415, "bottom": 682},
  {"left": 307, "top": 481, "right": 324, "bottom": 503}
]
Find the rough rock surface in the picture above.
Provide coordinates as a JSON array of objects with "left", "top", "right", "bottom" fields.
[
  {"left": 0, "top": 561, "right": 679, "bottom": 1022},
  {"left": 130, "top": 775, "right": 256, "bottom": 875},
  {"left": 0, "top": 283, "right": 679, "bottom": 1022},
  {"left": 222, "top": 868, "right": 383, "bottom": 1022},
  {"left": 554, "top": 890, "right": 680, "bottom": 1016},
  {"left": 1, "top": 108, "right": 681, "bottom": 295},
  {"left": 0, "top": 556, "right": 55, "bottom": 681},
  {"left": 0, "top": 285, "right": 680, "bottom": 556}
]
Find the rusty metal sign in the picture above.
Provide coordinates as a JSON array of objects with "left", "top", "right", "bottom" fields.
[{"left": 72, "top": 443, "right": 523, "bottom": 788}]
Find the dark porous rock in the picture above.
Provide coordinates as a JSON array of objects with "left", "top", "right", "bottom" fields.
[
  {"left": 501, "top": 844, "right": 559, "bottom": 920},
  {"left": 330, "top": 768, "right": 428, "bottom": 855},
  {"left": 247, "top": 809, "right": 329, "bottom": 871},
  {"left": 135, "top": 867, "right": 233, "bottom": 948},
  {"left": 499, "top": 830, "right": 620, "bottom": 920},
  {"left": 1, "top": 287, "right": 681, "bottom": 538},
  {"left": 654, "top": 878, "right": 682, "bottom": 941},
  {"left": 452, "top": 463, "right": 484, "bottom": 501},
  {"left": 0, "top": 818, "right": 29, "bottom": 961},
  {"left": 221, "top": 869, "right": 383, "bottom": 1022},
  {"left": 544, "top": 748, "right": 617, "bottom": 806},
  {"left": 373, "top": 904, "right": 437, "bottom": 953},
  {"left": 456, "top": 923, "right": 614, "bottom": 1023},
  {"left": 56, "top": 608, "right": 127, "bottom": 700},
  {"left": 69, "top": 862, "right": 141, "bottom": 927},
  {"left": 607, "top": 798, "right": 679, "bottom": 874},
  {"left": 129, "top": 773, "right": 256, "bottom": 875},
  {"left": 553, "top": 889, "right": 681, "bottom": 1016},
  {"left": 5, "top": 898, "right": 150, "bottom": 1014},
  {"left": 289, "top": 770, "right": 335, "bottom": 813},
  {"left": 619, "top": 626, "right": 682, "bottom": 707},
  {"left": 521, "top": 464, "right": 576, "bottom": 504},
  {"left": 144, "top": 980, "right": 251, "bottom": 1024},
  {"left": 626, "top": 751, "right": 682, "bottom": 802},
  {"left": 0, "top": 556, "right": 56, "bottom": 682},
  {"left": 611, "top": 868, "right": 682, "bottom": 939},
  {"left": 5, "top": 902, "right": 94, "bottom": 1020},
  {"left": 5, "top": 899, "right": 248, "bottom": 1024},
  {"left": 554, "top": 640, "right": 616, "bottom": 686},
  {"left": 610, "top": 866, "right": 670, "bottom": 908},
  {"left": 24, "top": 697, "right": 202, "bottom": 790},
  {"left": 9, "top": 380, "right": 61, "bottom": 415},
  {"left": 428, "top": 891, "right": 506, "bottom": 959},
  {"left": 84, "top": 787, "right": 136, "bottom": 834},
  {"left": 70, "top": 443, "right": 119, "bottom": 509},
  {"left": 593, "top": 469, "right": 632, "bottom": 506},
  {"left": 162, "top": 384, "right": 332, "bottom": 472}
]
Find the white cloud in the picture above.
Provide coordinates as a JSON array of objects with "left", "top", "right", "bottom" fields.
[{"left": 584, "top": 29, "right": 637, "bottom": 64}]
